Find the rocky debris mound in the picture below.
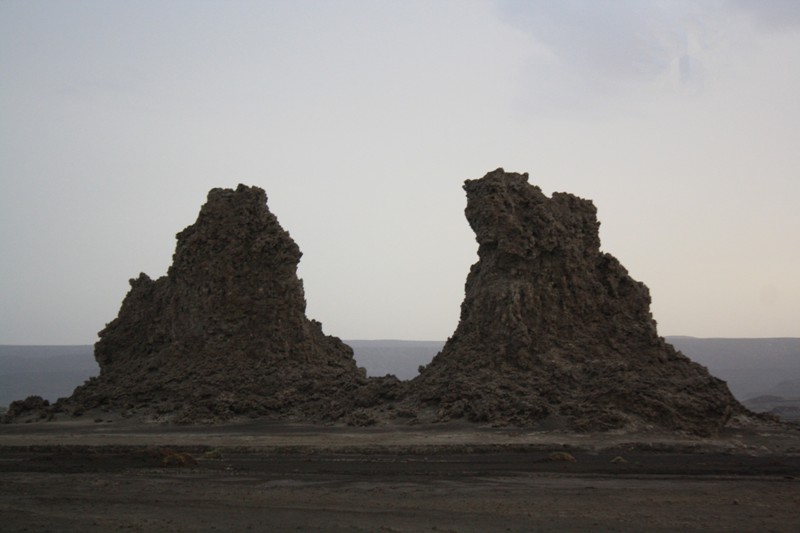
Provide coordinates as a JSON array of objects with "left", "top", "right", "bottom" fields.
[
  {"left": 4, "top": 395, "right": 51, "bottom": 421},
  {"left": 4, "top": 172, "right": 749, "bottom": 434},
  {"left": 11, "top": 185, "right": 371, "bottom": 423},
  {"left": 405, "top": 169, "right": 744, "bottom": 435}
]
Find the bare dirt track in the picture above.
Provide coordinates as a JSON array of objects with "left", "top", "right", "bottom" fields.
[{"left": 2, "top": 420, "right": 799, "bottom": 532}]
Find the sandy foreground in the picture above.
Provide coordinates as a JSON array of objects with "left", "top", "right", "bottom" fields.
[{"left": 1, "top": 419, "right": 799, "bottom": 532}]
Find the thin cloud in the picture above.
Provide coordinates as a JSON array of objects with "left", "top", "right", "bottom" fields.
[
  {"left": 498, "top": 0, "right": 675, "bottom": 80},
  {"left": 495, "top": 0, "right": 800, "bottom": 113},
  {"left": 727, "top": 0, "right": 800, "bottom": 31},
  {"left": 495, "top": 0, "right": 712, "bottom": 113}
]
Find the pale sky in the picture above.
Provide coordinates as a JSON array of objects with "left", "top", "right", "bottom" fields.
[{"left": 1, "top": 0, "right": 798, "bottom": 344}]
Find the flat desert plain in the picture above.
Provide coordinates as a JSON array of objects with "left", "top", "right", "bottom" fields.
[{"left": 1, "top": 419, "right": 799, "bottom": 532}]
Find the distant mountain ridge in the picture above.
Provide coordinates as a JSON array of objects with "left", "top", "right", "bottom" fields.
[
  {"left": 2, "top": 337, "right": 798, "bottom": 415},
  {"left": 0, "top": 346, "right": 99, "bottom": 407},
  {"left": 345, "top": 340, "right": 445, "bottom": 380},
  {"left": 665, "top": 336, "right": 800, "bottom": 400}
]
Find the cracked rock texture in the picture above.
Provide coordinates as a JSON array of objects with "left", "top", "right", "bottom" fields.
[
  {"left": 18, "top": 185, "right": 368, "bottom": 423},
  {"left": 6, "top": 173, "right": 748, "bottom": 434},
  {"left": 405, "top": 169, "right": 744, "bottom": 434}
]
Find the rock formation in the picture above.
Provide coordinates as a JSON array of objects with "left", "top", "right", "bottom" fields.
[
  {"left": 5, "top": 172, "right": 748, "bottom": 435},
  {"left": 406, "top": 169, "right": 744, "bottom": 434},
  {"left": 14, "top": 185, "right": 370, "bottom": 422}
]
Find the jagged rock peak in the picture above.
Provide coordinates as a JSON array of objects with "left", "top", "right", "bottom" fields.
[
  {"left": 464, "top": 168, "right": 600, "bottom": 262},
  {"left": 171, "top": 184, "right": 301, "bottom": 279},
  {"left": 452, "top": 168, "right": 661, "bottom": 359},
  {"left": 409, "top": 169, "right": 745, "bottom": 434},
  {"left": 10, "top": 184, "right": 367, "bottom": 423}
]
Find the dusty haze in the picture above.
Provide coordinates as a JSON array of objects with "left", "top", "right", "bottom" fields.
[{"left": 1, "top": 1, "right": 798, "bottom": 344}]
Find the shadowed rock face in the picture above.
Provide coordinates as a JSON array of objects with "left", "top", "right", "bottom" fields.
[
  {"left": 409, "top": 169, "right": 743, "bottom": 434},
  {"left": 5, "top": 173, "right": 747, "bottom": 434},
  {"left": 61, "top": 185, "right": 366, "bottom": 422}
]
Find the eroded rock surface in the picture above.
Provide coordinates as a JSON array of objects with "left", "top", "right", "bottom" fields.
[
  {"left": 17, "top": 185, "right": 368, "bottom": 423},
  {"left": 405, "top": 169, "right": 744, "bottom": 434},
  {"left": 5, "top": 173, "right": 749, "bottom": 434}
]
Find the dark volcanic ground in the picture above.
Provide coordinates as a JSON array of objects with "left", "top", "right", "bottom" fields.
[{"left": 1, "top": 420, "right": 799, "bottom": 532}]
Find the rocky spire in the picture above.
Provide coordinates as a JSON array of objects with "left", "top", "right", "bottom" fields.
[
  {"left": 62, "top": 185, "right": 365, "bottom": 422},
  {"left": 5, "top": 174, "right": 748, "bottom": 434},
  {"left": 409, "top": 169, "right": 743, "bottom": 434}
]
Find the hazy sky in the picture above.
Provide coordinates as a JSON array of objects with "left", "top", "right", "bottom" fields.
[{"left": 1, "top": 0, "right": 798, "bottom": 344}]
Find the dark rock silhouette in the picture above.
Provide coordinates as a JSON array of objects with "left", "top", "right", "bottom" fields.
[
  {"left": 5, "top": 173, "right": 749, "bottom": 434},
  {"left": 24, "top": 185, "right": 368, "bottom": 422},
  {"left": 405, "top": 169, "right": 744, "bottom": 434},
  {"left": 4, "top": 395, "right": 50, "bottom": 421}
]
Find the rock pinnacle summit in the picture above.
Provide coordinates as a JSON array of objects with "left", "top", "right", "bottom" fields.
[
  {"left": 5, "top": 174, "right": 749, "bottom": 435},
  {"left": 408, "top": 169, "right": 743, "bottom": 434},
  {"left": 53, "top": 185, "right": 366, "bottom": 422}
]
